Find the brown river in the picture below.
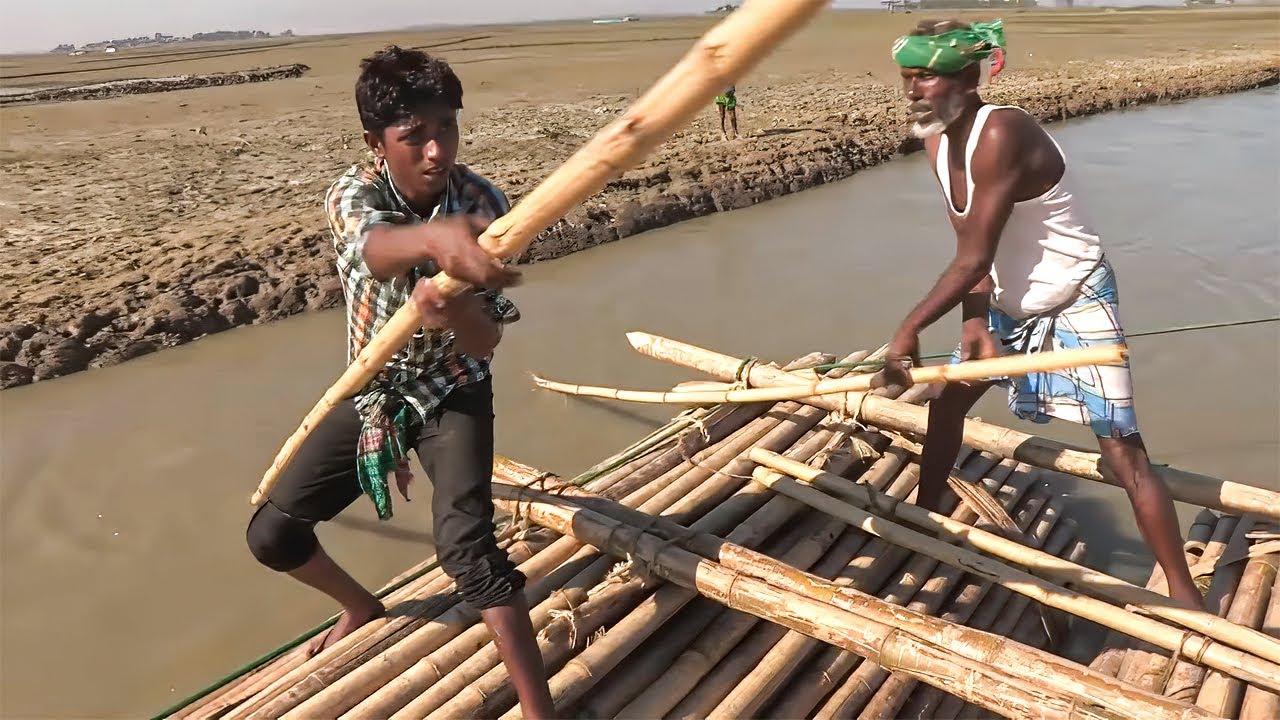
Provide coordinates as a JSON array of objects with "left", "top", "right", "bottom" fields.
[{"left": 2, "top": 88, "right": 1278, "bottom": 718}]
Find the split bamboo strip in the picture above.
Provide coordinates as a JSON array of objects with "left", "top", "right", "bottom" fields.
[
  {"left": 753, "top": 448, "right": 1280, "bottom": 666},
  {"left": 533, "top": 344, "right": 1125, "bottom": 405},
  {"left": 224, "top": 532, "right": 541, "bottom": 719},
  {"left": 250, "top": 0, "right": 832, "bottom": 504},
  {"left": 1197, "top": 526, "right": 1280, "bottom": 718},
  {"left": 617, "top": 441, "right": 918, "bottom": 719},
  {"left": 500, "top": 487, "right": 1220, "bottom": 720},
  {"left": 748, "top": 456, "right": 1280, "bottom": 693},
  {"left": 710, "top": 460, "right": 1032, "bottom": 719},
  {"left": 1239, "top": 571, "right": 1280, "bottom": 720},
  {"left": 812, "top": 482, "right": 1051, "bottom": 720},
  {"left": 625, "top": 332, "right": 1280, "bottom": 519}
]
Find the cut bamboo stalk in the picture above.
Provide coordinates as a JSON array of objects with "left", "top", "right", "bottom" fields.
[
  {"left": 1240, "top": 571, "right": 1280, "bottom": 720},
  {"left": 931, "top": 526, "right": 1080, "bottom": 720},
  {"left": 667, "top": 621, "right": 794, "bottom": 720},
  {"left": 499, "top": 487, "right": 1221, "bottom": 720},
  {"left": 641, "top": 457, "right": 924, "bottom": 719},
  {"left": 814, "top": 481, "right": 1049, "bottom": 720},
  {"left": 712, "top": 459, "right": 1030, "bottom": 719},
  {"left": 1164, "top": 517, "right": 1247, "bottom": 703},
  {"left": 250, "top": 0, "right": 832, "bottom": 504},
  {"left": 305, "top": 547, "right": 605, "bottom": 719},
  {"left": 625, "top": 331, "right": 1280, "bottom": 519},
  {"left": 239, "top": 534, "right": 565, "bottom": 720},
  {"left": 533, "top": 344, "right": 1126, "bottom": 405},
  {"left": 225, "top": 533, "right": 542, "bottom": 720},
  {"left": 753, "top": 448, "right": 1280, "bottom": 668},
  {"left": 854, "top": 485, "right": 1059, "bottom": 720},
  {"left": 1197, "top": 526, "right": 1280, "bottom": 718},
  {"left": 747, "top": 457, "right": 1280, "bottom": 693}
]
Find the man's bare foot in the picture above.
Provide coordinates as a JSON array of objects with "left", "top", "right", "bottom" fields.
[
  {"left": 306, "top": 600, "right": 385, "bottom": 657},
  {"left": 1168, "top": 577, "right": 1207, "bottom": 612}
]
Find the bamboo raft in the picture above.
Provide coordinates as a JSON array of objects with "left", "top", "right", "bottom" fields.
[{"left": 165, "top": 336, "right": 1280, "bottom": 720}]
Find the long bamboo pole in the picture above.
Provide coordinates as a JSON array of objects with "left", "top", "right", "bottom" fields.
[
  {"left": 1239, "top": 571, "right": 1280, "bottom": 720},
  {"left": 748, "top": 455, "right": 1280, "bottom": 694},
  {"left": 499, "top": 484, "right": 1223, "bottom": 720},
  {"left": 248, "top": 0, "right": 832, "bottom": 505},
  {"left": 624, "top": 331, "right": 1280, "bottom": 519},
  {"left": 532, "top": 344, "right": 1125, "bottom": 405},
  {"left": 753, "top": 448, "right": 1280, "bottom": 666}
]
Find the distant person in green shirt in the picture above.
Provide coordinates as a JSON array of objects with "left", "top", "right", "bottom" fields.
[{"left": 715, "top": 84, "right": 741, "bottom": 140}]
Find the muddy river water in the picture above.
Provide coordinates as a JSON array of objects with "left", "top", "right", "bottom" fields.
[{"left": 2, "top": 88, "right": 1277, "bottom": 718}]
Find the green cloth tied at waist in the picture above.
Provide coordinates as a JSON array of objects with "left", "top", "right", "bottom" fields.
[
  {"left": 355, "top": 394, "right": 412, "bottom": 521},
  {"left": 891, "top": 20, "right": 1005, "bottom": 74}
]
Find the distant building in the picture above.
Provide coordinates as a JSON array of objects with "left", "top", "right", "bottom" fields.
[{"left": 51, "top": 43, "right": 76, "bottom": 53}]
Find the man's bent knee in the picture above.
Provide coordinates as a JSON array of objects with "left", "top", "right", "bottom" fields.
[
  {"left": 246, "top": 502, "right": 320, "bottom": 572},
  {"left": 443, "top": 547, "right": 527, "bottom": 610}
]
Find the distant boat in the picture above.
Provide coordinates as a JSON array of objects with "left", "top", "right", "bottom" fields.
[{"left": 592, "top": 16, "right": 638, "bottom": 24}]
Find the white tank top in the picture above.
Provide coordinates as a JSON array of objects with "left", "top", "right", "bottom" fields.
[{"left": 934, "top": 104, "right": 1103, "bottom": 319}]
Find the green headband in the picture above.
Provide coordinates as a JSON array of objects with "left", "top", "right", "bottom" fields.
[{"left": 891, "top": 20, "right": 1005, "bottom": 74}]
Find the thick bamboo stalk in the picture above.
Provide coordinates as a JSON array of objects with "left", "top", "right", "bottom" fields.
[
  {"left": 753, "top": 449, "right": 1280, "bottom": 666},
  {"left": 625, "top": 333, "right": 1280, "bottom": 522},
  {"left": 617, "top": 446, "right": 917, "bottom": 719},
  {"left": 711, "top": 460, "right": 1030, "bottom": 719},
  {"left": 814, "top": 481, "right": 1049, "bottom": 720},
  {"left": 853, "top": 485, "right": 1059, "bottom": 720},
  {"left": 1239, "top": 571, "right": 1280, "bottom": 720},
  {"left": 224, "top": 533, "right": 541, "bottom": 719},
  {"left": 500, "top": 486, "right": 1221, "bottom": 720},
  {"left": 533, "top": 345, "right": 1126, "bottom": 406},
  {"left": 302, "top": 547, "right": 604, "bottom": 719},
  {"left": 585, "top": 424, "right": 882, "bottom": 717},
  {"left": 1197, "top": 528, "right": 1279, "bottom": 718},
  {"left": 249, "top": 0, "right": 832, "bottom": 504},
  {"left": 747, "top": 457, "right": 1280, "bottom": 693}
]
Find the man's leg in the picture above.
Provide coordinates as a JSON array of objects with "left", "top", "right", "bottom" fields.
[
  {"left": 719, "top": 105, "right": 729, "bottom": 140},
  {"left": 419, "top": 380, "right": 555, "bottom": 719},
  {"left": 917, "top": 381, "right": 992, "bottom": 513},
  {"left": 1097, "top": 433, "right": 1204, "bottom": 610},
  {"left": 246, "top": 400, "right": 383, "bottom": 655},
  {"left": 730, "top": 107, "right": 740, "bottom": 139}
]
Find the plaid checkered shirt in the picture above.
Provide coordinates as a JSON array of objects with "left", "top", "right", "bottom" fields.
[{"left": 324, "top": 160, "right": 520, "bottom": 518}]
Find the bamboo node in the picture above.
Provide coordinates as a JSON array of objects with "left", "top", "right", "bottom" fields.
[{"left": 733, "top": 356, "right": 759, "bottom": 388}]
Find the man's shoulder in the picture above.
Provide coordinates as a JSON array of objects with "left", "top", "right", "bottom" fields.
[
  {"left": 451, "top": 163, "right": 511, "bottom": 217},
  {"left": 326, "top": 162, "right": 393, "bottom": 208}
]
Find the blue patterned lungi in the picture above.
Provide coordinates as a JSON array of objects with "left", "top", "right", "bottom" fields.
[{"left": 952, "top": 258, "right": 1139, "bottom": 438}]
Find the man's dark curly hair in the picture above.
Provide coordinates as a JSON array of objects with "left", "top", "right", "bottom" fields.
[{"left": 355, "top": 46, "right": 463, "bottom": 135}]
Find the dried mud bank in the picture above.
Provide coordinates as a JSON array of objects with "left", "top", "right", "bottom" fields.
[
  {"left": 0, "top": 65, "right": 310, "bottom": 106},
  {"left": 1, "top": 52, "right": 1276, "bottom": 389}
]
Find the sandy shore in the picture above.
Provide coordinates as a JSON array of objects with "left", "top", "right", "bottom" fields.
[{"left": 2, "top": 8, "right": 1277, "bottom": 388}]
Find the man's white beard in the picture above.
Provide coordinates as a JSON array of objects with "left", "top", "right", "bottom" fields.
[{"left": 910, "top": 94, "right": 966, "bottom": 139}]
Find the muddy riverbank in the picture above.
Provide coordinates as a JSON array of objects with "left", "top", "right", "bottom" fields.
[{"left": 2, "top": 13, "right": 1277, "bottom": 389}]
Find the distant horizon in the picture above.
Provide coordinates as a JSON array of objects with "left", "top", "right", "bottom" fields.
[{"left": 1, "top": 0, "right": 1246, "bottom": 56}]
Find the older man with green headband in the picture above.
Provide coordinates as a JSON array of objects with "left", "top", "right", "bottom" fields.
[{"left": 875, "top": 19, "right": 1205, "bottom": 610}]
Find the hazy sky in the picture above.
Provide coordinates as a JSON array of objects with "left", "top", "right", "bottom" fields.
[{"left": 4, "top": 1, "right": 755, "bottom": 54}]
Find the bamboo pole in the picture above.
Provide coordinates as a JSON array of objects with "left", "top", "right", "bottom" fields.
[
  {"left": 499, "top": 485, "right": 1223, "bottom": 720},
  {"left": 618, "top": 444, "right": 917, "bottom": 719},
  {"left": 223, "top": 532, "right": 541, "bottom": 719},
  {"left": 813, "top": 479, "right": 1049, "bottom": 720},
  {"left": 1239, "top": 571, "right": 1280, "bottom": 720},
  {"left": 848, "top": 485, "right": 1058, "bottom": 720},
  {"left": 748, "top": 456, "right": 1280, "bottom": 694},
  {"left": 624, "top": 332, "right": 1280, "bottom": 520},
  {"left": 248, "top": 0, "right": 832, "bottom": 505},
  {"left": 1197, "top": 526, "right": 1280, "bottom": 718},
  {"left": 533, "top": 344, "right": 1125, "bottom": 405},
  {"left": 710, "top": 459, "right": 1031, "bottom": 719},
  {"left": 753, "top": 448, "right": 1280, "bottom": 666}
]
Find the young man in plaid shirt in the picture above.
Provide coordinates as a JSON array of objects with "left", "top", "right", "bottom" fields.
[{"left": 246, "top": 46, "right": 555, "bottom": 717}]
